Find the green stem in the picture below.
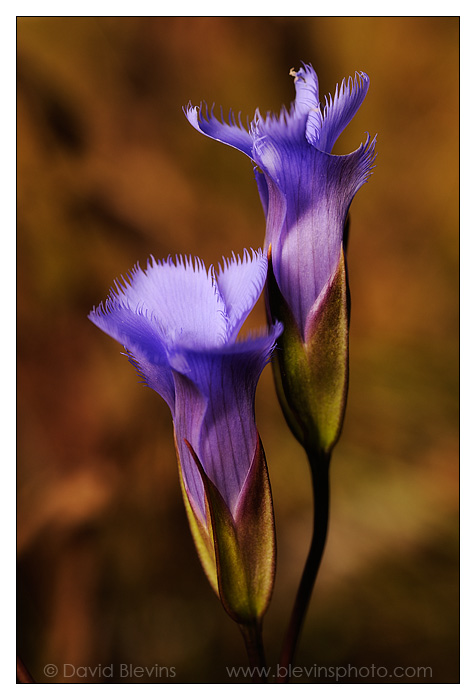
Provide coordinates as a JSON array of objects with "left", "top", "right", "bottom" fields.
[
  {"left": 239, "top": 620, "right": 268, "bottom": 683},
  {"left": 278, "top": 449, "right": 331, "bottom": 682}
]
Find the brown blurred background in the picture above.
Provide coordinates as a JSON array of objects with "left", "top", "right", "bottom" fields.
[{"left": 17, "top": 17, "right": 459, "bottom": 684}]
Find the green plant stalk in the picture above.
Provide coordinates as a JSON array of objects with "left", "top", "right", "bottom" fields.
[
  {"left": 278, "top": 448, "right": 331, "bottom": 681},
  {"left": 239, "top": 621, "right": 268, "bottom": 683}
]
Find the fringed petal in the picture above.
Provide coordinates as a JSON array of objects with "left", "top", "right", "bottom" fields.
[
  {"left": 120, "top": 255, "right": 229, "bottom": 349},
  {"left": 251, "top": 105, "right": 308, "bottom": 152},
  {"left": 185, "top": 102, "right": 253, "bottom": 158},
  {"left": 216, "top": 249, "right": 268, "bottom": 341},
  {"left": 289, "top": 63, "right": 320, "bottom": 117},
  {"left": 312, "top": 71, "right": 370, "bottom": 153},
  {"left": 88, "top": 298, "right": 175, "bottom": 411}
]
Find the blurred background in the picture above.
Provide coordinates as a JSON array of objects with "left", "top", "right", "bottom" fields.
[{"left": 17, "top": 17, "right": 459, "bottom": 684}]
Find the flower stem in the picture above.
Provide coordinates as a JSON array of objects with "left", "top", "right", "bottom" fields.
[
  {"left": 278, "top": 449, "right": 331, "bottom": 682},
  {"left": 239, "top": 621, "right": 268, "bottom": 683}
]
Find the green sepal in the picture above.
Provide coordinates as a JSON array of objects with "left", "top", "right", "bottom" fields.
[
  {"left": 185, "top": 435, "right": 276, "bottom": 625},
  {"left": 266, "top": 246, "right": 349, "bottom": 454},
  {"left": 234, "top": 435, "right": 276, "bottom": 620},
  {"left": 174, "top": 433, "right": 218, "bottom": 596}
]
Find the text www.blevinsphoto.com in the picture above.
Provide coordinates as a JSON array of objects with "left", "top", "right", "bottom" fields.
[{"left": 226, "top": 663, "right": 433, "bottom": 682}]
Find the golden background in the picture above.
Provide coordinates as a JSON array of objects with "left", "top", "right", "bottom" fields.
[{"left": 17, "top": 17, "right": 459, "bottom": 683}]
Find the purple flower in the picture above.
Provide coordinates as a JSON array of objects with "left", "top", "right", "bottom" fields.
[
  {"left": 186, "top": 63, "right": 375, "bottom": 336},
  {"left": 89, "top": 250, "right": 281, "bottom": 622},
  {"left": 186, "top": 64, "right": 376, "bottom": 452}
]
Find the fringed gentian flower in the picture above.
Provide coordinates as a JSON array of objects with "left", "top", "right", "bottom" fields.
[
  {"left": 186, "top": 63, "right": 376, "bottom": 454},
  {"left": 89, "top": 250, "right": 282, "bottom": 630}
]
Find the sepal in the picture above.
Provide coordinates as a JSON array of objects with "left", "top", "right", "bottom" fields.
[
  {"left": 265, "top": 246, "right": 349, "bottom": 454},
  {"left": 184, "top": 435, "right": 276, "bottom": 624},
  {"left": 265, "top": 249, "right": 307, "bottom": 448},
  {"left": 234, "top": 435, "right": 276, "bottom": 620},
  {"left": 174, "top": 434, "right": 219, "bottom": 595},
  {"left": 304, "top": 247, "right": 349, "bottom": 451}
]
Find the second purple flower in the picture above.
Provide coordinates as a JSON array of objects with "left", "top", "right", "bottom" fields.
[
  {"left": 89, "top": 250, "right": 282, "bottom": 624},
  {"left": 186, "top": 63, "right": 377, "bottom": 452}
]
